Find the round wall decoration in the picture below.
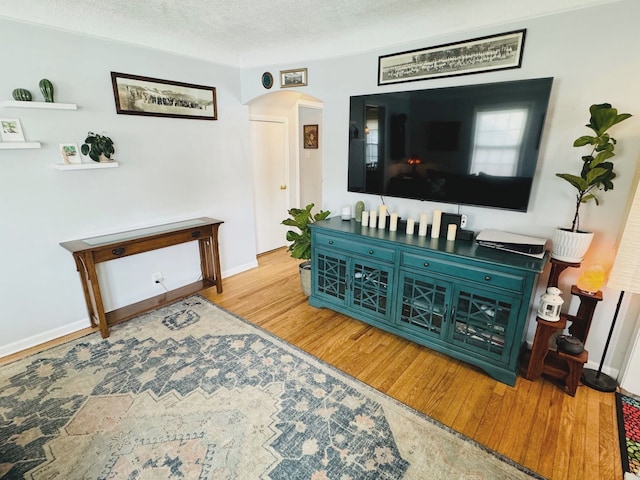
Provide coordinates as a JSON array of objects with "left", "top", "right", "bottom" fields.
[{"left": 261, "top": 72, "right": 274, "bottom": 89}]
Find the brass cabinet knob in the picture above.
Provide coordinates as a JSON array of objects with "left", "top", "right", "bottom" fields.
[{"left": 280, "top": 185, "right": 287, "bottom": 190}]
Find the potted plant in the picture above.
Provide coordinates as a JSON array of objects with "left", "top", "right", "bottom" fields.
[
  {"left": 282, "top": 203, "right": 330, "bottom": 295},
  {"left": 552, "top": 103, "right": 632, "bottom": 262},
  {"left": 81, "top": 131, "right": 115, "bottom": 162}
]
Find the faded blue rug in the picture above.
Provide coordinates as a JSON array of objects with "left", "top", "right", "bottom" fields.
[{"left": 0, "top": 296, "right": 543, "bottom": 479}]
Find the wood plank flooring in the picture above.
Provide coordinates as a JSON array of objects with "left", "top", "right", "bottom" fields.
[
  {"left": 2, "top": 247, "right": 622, "bottom": 480},
  {"left": 203, "top": 248, "right": 622, "bottom": 480}
]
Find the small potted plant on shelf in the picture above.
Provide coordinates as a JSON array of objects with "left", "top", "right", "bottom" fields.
[
  {"left": 81, "top": 131, "right": 115, "bottom": 162},
  {"left": 552, "top": 103, "right": 632, "bottom": 262},
  {"left": 282, "top": 203, "right": 330, "bottom": 296}
]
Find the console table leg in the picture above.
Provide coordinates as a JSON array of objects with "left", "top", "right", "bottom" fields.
[{"left": 84, "top": 255, "right": 109, "bottom": 338}]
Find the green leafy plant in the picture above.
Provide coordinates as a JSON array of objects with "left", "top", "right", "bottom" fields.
[
  {"left": 282, "top": 203, "right": 330, "bottom": 260},
  {"left": 556, "top": 103, "right": 632, "bottom": 231},
  {"left": 81, "top": 131, "right": 115, "bottom": 162}
]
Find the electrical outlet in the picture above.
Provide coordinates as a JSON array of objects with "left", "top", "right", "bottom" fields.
[
  {"left": 151, "top": 272, "right": 163, "bottom": 283},
  {"left": 460, "top": 215, "right": 467, "bottom": 229}
]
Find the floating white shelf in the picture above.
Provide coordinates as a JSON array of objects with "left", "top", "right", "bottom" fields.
[
  {"left": 0, "top": 100, "right": 77, "bottom": 110},
  {"left": 0, "top": 142, "right": 42, "bottom": 149},
  {"left": 54, "top": 161, "right": 119, "bottom": 170}
]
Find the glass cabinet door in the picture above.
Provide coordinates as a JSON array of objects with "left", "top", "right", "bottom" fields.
[
  {"left": 315, "top": 249, "right": 348, "bottom": 305},
  {"left": 396, "top": 271, "right": 450, "bottom": 341},
  {"left": 350, "top": 259, "right": 393, "bottom": 321},
  {"left": 449, "top": 286, "right": 520, "bottom": 362}
]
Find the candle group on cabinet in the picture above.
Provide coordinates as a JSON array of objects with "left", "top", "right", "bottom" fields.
[{"left": 353, "top": 203, "right": 458, "bottom": 242}]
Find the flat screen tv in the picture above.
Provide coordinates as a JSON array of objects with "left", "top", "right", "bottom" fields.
[{"left": 348, "top": 77, "right": 553, "bottom": 212}]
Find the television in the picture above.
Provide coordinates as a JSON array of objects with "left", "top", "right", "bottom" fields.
[{"left": 348, "top": 77, "right": 553, "bottom": 212}]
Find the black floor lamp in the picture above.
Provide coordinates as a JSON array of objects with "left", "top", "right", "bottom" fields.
[{"left": 582, "top": 180, "right": 640, "bottom": 392}]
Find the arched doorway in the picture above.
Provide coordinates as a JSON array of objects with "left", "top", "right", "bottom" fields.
[{"left": 247, "top": 91, "right": 324, "bottom": 254}]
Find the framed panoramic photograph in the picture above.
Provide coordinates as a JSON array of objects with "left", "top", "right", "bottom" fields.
[
  {"left": 378, "top": 29, "right": 526, "bottom": 85},
  {"left": 0, "top": 118, "right": 25, "bottom": 142},
  {"left": 303, "top": 124, "right": 318, "bottom": 149},
  {"left": 280, "top": 68, "right": 307, "bottom": 88},
  {"left": 111, "top": 72, "right": 217, "bottom": 120},
  {"left": 59, "top": 143, "right": 82, "bottom": 164}
]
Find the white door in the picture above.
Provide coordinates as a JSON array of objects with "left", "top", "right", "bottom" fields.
[{"left": 250, "top": 117, "right": 289, "bottom": 254}]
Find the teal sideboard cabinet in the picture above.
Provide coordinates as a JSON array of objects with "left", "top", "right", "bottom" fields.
[{"left": 309, "top": 217, "right": 549, "bottom": 386}]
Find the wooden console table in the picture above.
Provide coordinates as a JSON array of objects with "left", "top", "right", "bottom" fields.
[{"left": 61, "top": 217, "right": 223, "bottom": 338}]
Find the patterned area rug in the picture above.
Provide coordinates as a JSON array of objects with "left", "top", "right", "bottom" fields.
[
  {"left": 617, "top": 393, "right": 640, "bottom": 475},
  {"left": 0, "top": 296, "right": 544, "bottom": 479}
]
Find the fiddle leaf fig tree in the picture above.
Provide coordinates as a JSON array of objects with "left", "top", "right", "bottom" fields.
[
  {"left": 556, "top": 103, "right": 632, "bottom": 232},
  {"left": 282, "top": 203, "right": 331, "bottom": 260},
  {"left": 81, "top": 131, "right": 115, "bottom": 162}
]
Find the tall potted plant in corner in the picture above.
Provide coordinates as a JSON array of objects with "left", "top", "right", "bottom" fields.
[
  {"left": 552, "top": 103, "right": 631, "bottom": 262},
  {"left": 282, "top": 203, "right": 330, "bottom": 295}
]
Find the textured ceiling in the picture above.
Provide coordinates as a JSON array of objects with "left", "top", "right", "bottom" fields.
[{"left": 0, "top": 0, "right": 620, "bottom": 67}]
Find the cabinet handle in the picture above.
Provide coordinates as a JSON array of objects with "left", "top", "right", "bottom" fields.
[
  {"left": 329, "top": 240, "right": 334, "bottom": 245},
  {"left": 484, "top": 276, "right": 491, "bottom": 281},
  {"left": 423, "top": 262, "right": 429, "bottom": 267},
  {"left": 191, "top": 231, "right": 201, "bottom": 238},
  {"left": 369, "top": 250, "right": 374, "bottom": 255},
  {"left": 112, "top": 247, "right": 125, "bottom": 256}
]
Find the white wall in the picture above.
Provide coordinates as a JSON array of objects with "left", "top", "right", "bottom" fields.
[
  {"left": 241, "top": 0, "right": 640, "bottom": 376},
  {"left": 0, "top": 19, "right": 258, "bottom": 355}
]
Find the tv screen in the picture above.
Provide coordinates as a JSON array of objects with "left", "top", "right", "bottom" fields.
[{"left": 348, "top": 77, "right": 553, "bottom": 212}]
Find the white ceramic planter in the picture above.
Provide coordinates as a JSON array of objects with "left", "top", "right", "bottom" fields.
[{"left": 551, "top": 228, "right": 594, "bottom": 263}]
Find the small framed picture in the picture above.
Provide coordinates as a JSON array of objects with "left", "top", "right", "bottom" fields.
[
  {"left": 303, "top": 124, "right": 319, "bottom": 149},
  {"left": 280, "top": 68, "right": 307, "bottom": 88},
  {"left": 59, "top": 143, "right": 82, "bottom": 164},
  {"left": 0, "top": 118, "right": 26, "bottom": 142}
]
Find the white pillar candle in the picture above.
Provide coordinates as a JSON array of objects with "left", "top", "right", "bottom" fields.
[
  {"left": 406, "top": 218, "right": 415, "bottom": 235},
  {"left": 418, "top": 213, "right": 428, "bottom": 237},
  {"left": 378, "top": 205, "right": 387, "bottom": 230},
  {"left": 361, "top": 211, "right": 369, "bottom": 227},
  {"left": 369, "top": 210, "right": 377, "bottom": 228},
  {"left": 447, "top": 223, "right": 457, "bottom": 241},
  {"left": 389, "top": 212, "right": 398, "bottom": 232},
  {"left": 431, "top": 210, "right": 442, "bottom": 239}
]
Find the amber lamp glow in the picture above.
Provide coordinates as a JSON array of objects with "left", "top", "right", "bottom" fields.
[{"left": 576, "top": 264, "right": 606, "bottom": 294}]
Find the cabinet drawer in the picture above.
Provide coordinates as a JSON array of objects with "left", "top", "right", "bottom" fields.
[
  {"left": 315, "top": 233, "right": 395, "bottom": 262},
  {"left": 93, "top": 229, "right": 209, "bottom": 263},
  {"left": 401, "top": 252, "right": 525, "bottom": 292}
]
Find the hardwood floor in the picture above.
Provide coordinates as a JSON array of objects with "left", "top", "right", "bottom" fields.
[
  {"left": 202, "top": 248, "right": 622, "bottom": 480},
  {"left": 2, "top": 247, "right": 622, "bottom": 479}
]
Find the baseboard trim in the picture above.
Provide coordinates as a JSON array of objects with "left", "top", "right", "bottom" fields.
[{"left": 0, "top": 318, "right": 91, "bottom": 359}]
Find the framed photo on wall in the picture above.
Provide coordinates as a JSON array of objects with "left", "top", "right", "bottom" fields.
[
  {"left": 111, "top": 72, "right": 217, "bottom": 120},
  {"left": 303, "top": 124, "right": 318, "bottom": 149},
  {"left": 0, "top": 118, "right": 25, "bottom": 142},
  {"left": 378, "top": 29, "right": 526, "bottom": 85},
  {"left": 280, "top": 68, "right": 308, "bottom": 88}
]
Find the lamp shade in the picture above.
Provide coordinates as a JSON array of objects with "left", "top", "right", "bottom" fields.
[{"left": 608, "top": 179, "right": 640, "bottom": 294}]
